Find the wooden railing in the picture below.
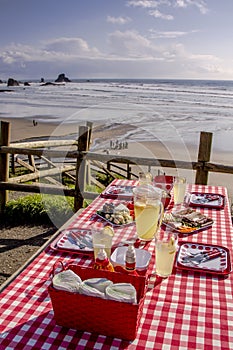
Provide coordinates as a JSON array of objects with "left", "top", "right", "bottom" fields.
[{"left": 1, "top": 120, "right": 233, "bottom": 214}]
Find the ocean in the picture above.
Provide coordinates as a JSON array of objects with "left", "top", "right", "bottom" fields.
[{"left": 1, "top": 78, "right": 233, "bottom": 153}]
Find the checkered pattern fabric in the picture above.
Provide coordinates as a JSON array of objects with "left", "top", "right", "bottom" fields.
[{"left": 1, "top": 179, "right": 233, "bottom": 349}]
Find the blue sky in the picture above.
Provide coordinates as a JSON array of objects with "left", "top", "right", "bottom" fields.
[{"left": 0, "top": 0, "right": 233, "bottom": 80}]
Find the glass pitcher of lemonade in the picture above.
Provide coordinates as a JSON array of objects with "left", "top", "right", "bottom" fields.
[{"left": 133, "top": 184, "right": 164, "bottom": 241}]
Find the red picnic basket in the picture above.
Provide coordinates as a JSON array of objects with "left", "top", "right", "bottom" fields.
[{"left": 48, "top": 263, "right": 147, "bottom": 341}]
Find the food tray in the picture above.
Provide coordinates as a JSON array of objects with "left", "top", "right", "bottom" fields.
[
  {"left": 100, "top": 185, "right": 135, "bottom": 200},
  {"left": 96, "top": 212, "right": 135, "bottom": 227},
  {"left": 188, "top": 192, "right": 225, "bottom": 209},
  {"left": 162, "top": 208, "right": 213, "bottom": 235},
  {"left": 96, "top": 201, "right": 135, "bottom": 227},
  {"left": 175, "top": 242, "right": 231, "bottom": 275},
  {"left": 50, "top": 229, "right": 93, "bottom": 254}
]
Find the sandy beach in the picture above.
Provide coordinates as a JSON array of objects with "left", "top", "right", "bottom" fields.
[{"left": 1, "top": 117, "right": 233, "bottom": 202}]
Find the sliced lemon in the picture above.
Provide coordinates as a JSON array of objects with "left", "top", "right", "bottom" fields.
[
  {"left": 169, "top": 236, "right": 175, "bottom": 246},
  {"left": 102, "top": 225, "right": 115, "bottom": 236}
]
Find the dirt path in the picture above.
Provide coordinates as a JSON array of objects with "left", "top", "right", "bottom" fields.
[{"left": 0, "top": 224, "right": 56, "bottom": 286}]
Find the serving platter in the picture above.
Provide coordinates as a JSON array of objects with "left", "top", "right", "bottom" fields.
[
  {"left": 188, "top": 192, "right": 225, "bottom": 209},
  {"left": 96, "top": 211, "right": 135, "bottom": 227},
  {"left": 100, "top": 185, "right": 135, "bottom": 200},
  {"left": 162, "top": 208, "right": 213, "bottom": 235},
  {"left": 175, "top": 241, "right": 231, "bottom": 275},
  {"left": 96, "top": 201, "right": 135, "bottom": 227}
]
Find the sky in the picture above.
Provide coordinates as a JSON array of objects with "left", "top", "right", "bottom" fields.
[{"left": 0, "top": 0, "right": 233, "bottom": 81}]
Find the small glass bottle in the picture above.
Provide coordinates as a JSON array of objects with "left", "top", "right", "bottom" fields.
[
  {"left": 93, "top": 244, "right": 114, "bottom": 272},
  {"left": 125, "top": 244, "right": 136, "bottom": 271}
]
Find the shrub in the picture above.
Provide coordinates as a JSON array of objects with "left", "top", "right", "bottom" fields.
[{"left": 3, "top": 194, "right": 75, "bottom": 227}]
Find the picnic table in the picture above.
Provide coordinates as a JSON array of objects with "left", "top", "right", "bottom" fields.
[{"left": 0, "top": 179, "right": 233, "bottom": 349}]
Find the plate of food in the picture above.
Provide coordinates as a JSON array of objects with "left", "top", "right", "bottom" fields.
[
  {"left": 175, "top": 241, "right": 231, "bottom": 275},
  {"left": 162, "top": 208, "right": 214, "bottom": 234},
  {"left": 188, "top": 192, "right": 225, "bottom": 209},
  {"left": 96, "top": 202, "right": 135, "bottom": 226},
  {"left": 100, "top": 185, "right": 135, "bottom": 200}
]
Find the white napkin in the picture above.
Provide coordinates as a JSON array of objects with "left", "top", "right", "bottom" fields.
[
  {"left": 52, "top": 270, "right": 82, "bottom": 293},
  {"left": 105, "top": 283, "right": 137, "bottom": 304},
  {"left": 79, "top": 278, "right": 113, "bottom": 299}
]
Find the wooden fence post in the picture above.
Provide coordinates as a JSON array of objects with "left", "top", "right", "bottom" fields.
[
  {"left": 85, "top": 121, "right": 93, "bottom": 186},
  {"left": 74, "top": 125, "right": 90, "bottom": 212},
  {"left": 0, "top": 121, "right": 10, "bottom": 213},
  {"left": 195, "top": 131, "right": 213, "bottom": 185}
]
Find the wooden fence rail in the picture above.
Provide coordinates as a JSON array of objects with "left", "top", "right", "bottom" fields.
[{"left": 1, "top": 121, "right": 233, "bottom": 214}]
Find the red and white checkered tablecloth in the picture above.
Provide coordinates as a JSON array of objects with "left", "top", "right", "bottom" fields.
[{"left": 1, "top": 179, "right": 233, "bottom": 349}]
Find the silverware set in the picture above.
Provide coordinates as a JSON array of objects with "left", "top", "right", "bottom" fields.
[
  {"left": 68, "top": 231, "right": 93, "bottom": 249},
  {"left": 182, "top": 250, "right": 222, "bottom": 266}
]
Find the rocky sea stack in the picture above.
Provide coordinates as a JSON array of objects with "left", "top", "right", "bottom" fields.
[
  {"left": 55, "top": 73, "right": 71, "bottom": 83},
  {"left": 7, "top": 78, "right": 19, "bottom": 86}
]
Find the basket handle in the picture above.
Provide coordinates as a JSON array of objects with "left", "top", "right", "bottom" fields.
[{"left": 51, "top": 260, "right": 66, "bottom": 278}]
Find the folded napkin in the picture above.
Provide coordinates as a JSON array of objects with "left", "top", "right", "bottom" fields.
[
  {"left": 52, "top": 270, "right": 82, "bottom": 293},
  {"left": 79, "top": 278, "right": 113, "bottom": 299},
  {"left": 105, "top": 283, "right": 137, "bottom": 304}
]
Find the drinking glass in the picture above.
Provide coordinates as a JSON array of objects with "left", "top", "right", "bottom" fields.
[
  {"left": 155, "top": 229, "right": 178, "bottom": 278},
  {"left": 92, "top": 225, "right": 113, "bottom": 259},
  {"left": 133, "top": 184, "right": 164, "bottom": 241},
  {"left": 138, "top": 172, "right": 153, "bottom": 185},
  {"left": 173, "top": 177, "right": 187, "bottom": 209}
]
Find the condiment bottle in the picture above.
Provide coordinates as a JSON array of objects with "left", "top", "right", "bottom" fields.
[
  {"left": 93, "top": 244, "right": 114, "bottom": 272},
  {"left": 125, "top": 244, "right": 136, "bottom": 271}
]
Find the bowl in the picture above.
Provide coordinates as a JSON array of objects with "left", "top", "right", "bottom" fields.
[{"left": 110, "top": 246, "right": 151, "bottom": 271}]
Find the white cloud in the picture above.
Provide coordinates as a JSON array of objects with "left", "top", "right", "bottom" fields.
[
  {"left": 175, "top": 0, "right": 208, "bottom": 14},
  {"left": 127, "top": 0, "right": 208, "bottom": 18},
  {"left": 149, "top": 29, "right": 199, "bottom": 38},
  {"left": 0, "top": 43, "right": 42, "bottom": 64},
  {"left": 0, "top": 38, "right": 101, "bottom": 67},
  {"left": 43, "top": 37, "right": 100, "bottom": 57},
  {"left": 149, "top": 9, "right": 173, "bottom": 20},
  {"left": 107, "top": 30, "right": 162, "bottom": 58},
  {"left": 127, "top": 1, "right": 161, "bottom": 9},
  {"left": 107, "top": 15, "right": 131, "bottom": 24}
]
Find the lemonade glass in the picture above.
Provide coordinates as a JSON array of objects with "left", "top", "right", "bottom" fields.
[
  {"left": 92, "top": 225, "right": 114, "bottom": 259},
  {"left": 138, "top": 172, "right": 153, "bottom": 185},
  {"left": 133, "top": 184, "right": 164, "bottom": 241},
  {"left": 155, "top": 229, "right": 178, "bottom": 278},
  {"left": 173, "top": 177, "right": 187, "bottom": 208}
]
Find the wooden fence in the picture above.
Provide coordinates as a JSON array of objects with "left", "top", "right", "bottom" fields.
[{"left": 1, "top": 120, "right": 233, "bottom": 214}]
